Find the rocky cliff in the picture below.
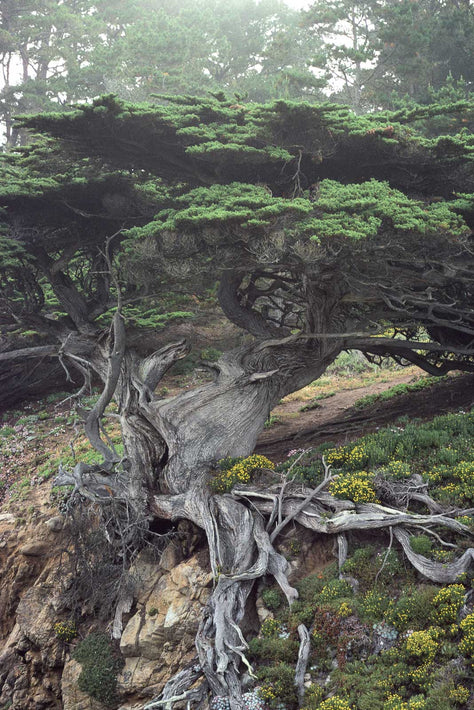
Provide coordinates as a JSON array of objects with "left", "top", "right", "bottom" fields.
[{"left": 0, "top": 482, "right": 334, "bottom": 710}]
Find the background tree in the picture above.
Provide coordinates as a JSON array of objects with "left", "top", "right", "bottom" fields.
[
  {"left": 369, "top": 0, "right": 474, "bottom": 108},
  {"left": 1, "top": 95, "right": 474, "bottom": 706},
  {"left": 304, "top": 0, "right": 385, "bottom": 111},
  {"left": 0, "top": 0, "right": 326, "bottom": 146}
]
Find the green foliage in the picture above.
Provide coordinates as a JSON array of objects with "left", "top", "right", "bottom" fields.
[
  {"left": 358, "top": 589, "right": 391, "bottom": 623},
  {"left": 298, "top": 180, "right": 468, "bottom": 243},
  {"left": 300, "top": 391, "right": 336, "bottom": 411},
  {"left": 72, "top": 633, "right": 122, "bottom": 706},
  {"left": 260, "top": 618, "right": 283, "bottom": 638},
  {"left": 248, "top": 636, "right": 299, "bottom": 664},
  {"left": 409, "top": 535, "right": 433, "bottom": 557},
  {"left": 261, "top": 587, "right": 283, "bottom": 611},
  {"left": 301, "top": 684, "right": 325, "bottom": 710},
  {"left": 318, "top": 579, "right": 353, "bottom": 604},
  {"left": 257, "top": 662, "right": 298, "bottom": 708},
  {"left": 354, "top": 377, "right": 442, "bottom": 410},
  {"left": 385, "top": 586, "right": 438, "bottom": 632}
]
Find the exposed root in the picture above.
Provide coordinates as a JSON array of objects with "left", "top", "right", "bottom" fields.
[
  {"left": 294, "top": 625, "right": 311, "bottom": 707},
  {"left": 143, "top": 662, "right": 207, "bottom": 710}
]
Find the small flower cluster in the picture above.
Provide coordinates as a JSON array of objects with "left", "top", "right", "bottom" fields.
[
  {"left": 336, "top": 601, "right": 352, "bottom": 619},
  {"left": 405, "top": 629, "right": 439, "bottom": 663},
  {"left": 260, "top": 617, "right": 282, "bottom": 638},
  {"left": 258, "top": 683, "right": 278, "bottom": 705},
  {"left": 317, "top": 697, "right": 352, "bottom": 710},
  {"left": 211, "top": 455, "right": 275, "bottom": 493},
  {"left": 449, "top": 685, "right": 470, "bottom": 704},
  {"left": 425, "top": 459, "right": 474, "bottom": 504},
  {"left": 383, "top": 694, "right": 426, "bottom": 710},
  {"left": 459, "top": 612, "right": 474, "bottom": 660},
  {"left": 329, "top": 470, "right": 378, "bottom": 503},
  {"left": 408, "top": 662, "right": 432, "bottom": 690},
  {"left": 385, "top": 460, "right": 411, "bottom": 479},
  {"left": 431, "top": 584, "right": 465, "bottom": 624},
  {"left": 318, "top": 579, "right": 353, "bottom": 604},
  {"left": 53, "top": 620, "right": 77, "bottom": 642},
  {"left": 362, "top": 590, "right": 389, "bottom": 620},
  {"left": 325, "top": 444, "right": 368, "bottom": 470}
]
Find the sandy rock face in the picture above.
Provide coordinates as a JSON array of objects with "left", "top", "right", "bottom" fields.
[
  {"left": 0, "top": 496, "right": 213, "bottom": 710},
  {"left": 61, "top": 659, "right": 108, "bottom": 710},
  {"left": 117, "top": 546, "right": 212, "bottom": 704},
  {"left": 0, "top": 507, "right": 66, "bottom": 709}
]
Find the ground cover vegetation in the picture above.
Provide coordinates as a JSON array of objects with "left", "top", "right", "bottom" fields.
[{"left": 1, "top": 9, "right": 474, "bottom": 704}]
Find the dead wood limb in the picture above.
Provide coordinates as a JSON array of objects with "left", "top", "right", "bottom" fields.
[
  {"left": 337, "top": 533, "right": 348, "bottom": 573},
  {"left": 84, "top": 309, "right": 126, "bottom": 469},
  {"left": 143, "top": 663, "right": 207, "bottom": 710},
  {"left": 269, "top": 457, "right": 333, "bottom": 543},
  {"left": 394, "top": 528, "right": 474, "bottom": 583},
  {"left": 294, "top": 624, "right": 311, "bottom": 706}
]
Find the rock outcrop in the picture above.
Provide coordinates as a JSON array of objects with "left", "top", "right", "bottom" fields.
[
  {"left": 0, "top": 497, "right": 215, "bottom": 709},
  {"left": 0, "top": 486, "right": 335, "bottom": 709}
]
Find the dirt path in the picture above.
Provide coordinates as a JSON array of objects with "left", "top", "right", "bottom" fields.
[{"left": 255, "top": 372, "right": 474, "bottom": 462}]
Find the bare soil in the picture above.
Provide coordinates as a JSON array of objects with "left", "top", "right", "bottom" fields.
[{"left": 256, "top": 372, "right": 474, "bottom": 462}]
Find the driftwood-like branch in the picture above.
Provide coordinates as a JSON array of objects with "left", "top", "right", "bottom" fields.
[
  {"left": 294, "top": 624, "right": 311, "bottom": 707},
  {"left": 269, "top": 457, "right": 333, "bottom": 543},
  {"left": 394, "top": 528, "right": 474, "bottom": 583},
  {"left": 337, "top": 533, "right": 348, "bottom": 572},
  {"left": 138, "top": 339, "right": 190, "bottom": 393},
  {"left": 84, "top": 310, "right": 125, "bottom": 470},
  {"left": 143, "top": 663, "right": 207, "bottom": 710},
  {"left": 232, "top": 487, "right": 473, "bottom": 584}
]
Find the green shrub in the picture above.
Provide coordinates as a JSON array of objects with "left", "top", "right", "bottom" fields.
[
  {"left": 459, "top": 612, "right": 474, "bottom": 660},
  {"left": 301, "top": 684, "right": 324, "bottom": 710},
  {"left": 385, "top": 586, "right": 438, "bottom": 631},
  {"left": 257, "top": 662, "right": 298, "bottom": 708},
  {"left": 248, "top": 636, "right": 299, "bottom": 663},
  {"left": 431, "top": 585, "right": 466, "bottom": 625},
  {"left": 260, "top": 618, "right": 282, "bottom": 638},
  {"left": 409, "top": 535, "right": 433, "bottom": 556},
  {"left": 296, "top": 565, "right": 338, "bottom": 603},
  {"left": 200, "top": 347, "right": 222, "bottom": 361},
  {"left": 318, "top": 579, "right": 353, "bottom": 604},
  {"left": 73, "top": 633, "right": 122, "bottom": 706},
  {"left": 261, "top": 587, "right": 283, "bottom": 611},
  {"left": 358, "top": 589, "right": 390, "bottom": 622}
]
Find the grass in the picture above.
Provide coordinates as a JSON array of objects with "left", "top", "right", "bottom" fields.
[
  {"left": 353, "top": 376, "right": 444, "bottom": 410},
  {"left": 0, "top": 392, "right": 121, "bottom": 504},
  {"left": 281, "top": 352, "right": 420, "bottom": 406}
]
